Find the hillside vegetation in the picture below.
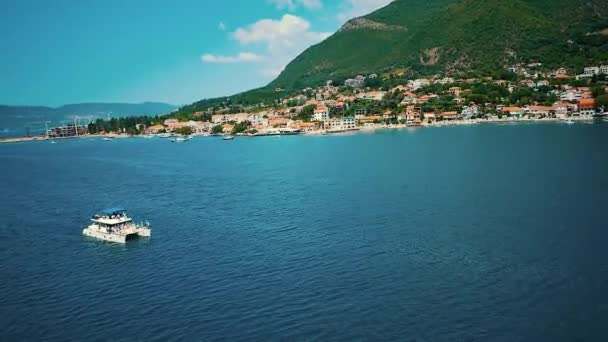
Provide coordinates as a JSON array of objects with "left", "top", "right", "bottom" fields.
[
  {"left": 175, "top": 0, "right": 608, "bottom": 116},
  {"left": 269, "top": 0, "right": 608, "bottom": 88}
]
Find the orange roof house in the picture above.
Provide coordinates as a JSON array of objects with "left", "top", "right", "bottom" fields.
[
  {"left": 502, "top": 106, "right": 523, "bottom": 112},
  {"left": 439, "top": 111, "right": 459, "bottom": 119},
  {"left": 315, "top": 105, "right": 329, "bottom": 112},
  {"left": 146, "top": 125, "right": 165, "bottom": 134},
  {"left": 579, "top": 98, "right": 596, "bottom": 109}
]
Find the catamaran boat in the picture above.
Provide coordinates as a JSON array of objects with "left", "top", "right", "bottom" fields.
[{"left": 83, "top": 208, "right": 151, "bottom": 243}]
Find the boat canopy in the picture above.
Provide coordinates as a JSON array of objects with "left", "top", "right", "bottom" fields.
[{"left": 98, "top": 207, "right": 127, "bottom": 216}]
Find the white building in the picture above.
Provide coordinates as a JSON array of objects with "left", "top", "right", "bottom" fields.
[
  {"left": 600, "top": 65, "right": 608, "bottom": 75},
  {"left": 436, "top": 77, "right": 455, "bottom": 85},
  {"left": 325, "top": 116, "right": 356, "bottom": 131},
  {"left": 211, "top": 114, "right": 229, "bottom": 124},
  {"left": 313, "top": 105, "right": 330, "bottom": 121},
  {"left": 461, "top": 104, "right": 480, "bottom": 118},
  {"left": 584, "top": 66, "right": 600, "bottom": 75},
  {"left": 560, "top": 90, "right": 582, "bottom": 102},
  {"left": 354, "top": 108, "right": 367, "bottom": 116},
  {"left": 410, "top": 79, "right": 431, "bottom": 90},
  {"left": 344, "top": 75, "right": 366, "bottom": 88},
  {"left": 247, "top": 114, "right": 268, "bottom": 126},
  {"left": 536, "top": 80, "right": 550, "bottom": 87}
]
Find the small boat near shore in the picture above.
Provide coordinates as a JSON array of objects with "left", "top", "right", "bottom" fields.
[
  {"left": 223, "top": 135, "right": 234, "bottom": 140},
  {"left": 171, "top": 135, "right": 192, "bottom": 143},
  {"left": 83, "top": 208, "right": 151, "bottom": 243}
]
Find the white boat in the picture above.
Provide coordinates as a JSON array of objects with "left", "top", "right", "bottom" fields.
[
  {"left": 171, "top": 136, "right": 188, "bottom": 143},
  {"left": 102, "top": 137, "right": 112, "bottom": 141},
  {"left": 83, "top": 208, "right": 151, "bottom": 243},
  {"left": 50, "top": 140, "right": 57, "bottom": 144},
  {"left": 565, "top": 119, "right": 575, "bottom": 125},
  {"left": 223, "top": 135, "right": 234, "bottom": 140}
]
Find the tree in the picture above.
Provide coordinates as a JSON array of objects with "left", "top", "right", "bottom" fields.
[
  {"left": 295, "top": 104, "right": 316, "bottom": 121},
  {"left": 597, "top": 95, "right": 608, "bottom": 108},
  {"left": 211, "top": 124, "right": 223, "bottom": 134},
  {"left": 175, "top": 126, "right": 193, "bottom": 135},
  {"left": 231, "top": 121, "right": 251, "bottom": 135}
]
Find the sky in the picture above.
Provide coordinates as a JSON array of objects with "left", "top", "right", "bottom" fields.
[{"left": 0, "top": 0, "right": 393, "bottom": 106}]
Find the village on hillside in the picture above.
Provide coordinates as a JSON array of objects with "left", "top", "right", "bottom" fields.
[
  {"left": 5, "top": 63, "right": 607, "bottom": 142},
  {"left": 137, "top": 64, "right": 607, "bottom": 137}
]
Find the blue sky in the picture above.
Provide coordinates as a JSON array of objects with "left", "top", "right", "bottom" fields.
[{"left": 0, "top": 0, "right": 392, "bottom": 106}]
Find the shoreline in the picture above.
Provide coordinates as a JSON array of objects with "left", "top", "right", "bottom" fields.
[{"left": 1, "top": 117, "right": 603, "bottom": 144}]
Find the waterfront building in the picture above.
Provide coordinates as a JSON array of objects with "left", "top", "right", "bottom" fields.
[
  {"left": 438, "top": 112, "right": 460, "bottom": 120},
  {"left": 527, "top": 106, "right": 555, "bottom": 118},
  {"left": 382, "top": 111, "right": 396, "bottom": 121},
  {"left": 247, "top": 114, "right": 267, "bottom": 126},
  {"left": 188, "top": 121, "right": 212, "bottom": 134},
  {"left": 502, "top": 106, "right": 525, "bottom": 117},
  {"left": 145, "top": 125, "right": 165, "bottom": 134},
  {"left": 461, "top": 103, "right": 480, "bottom": 118},
  {"left": 46, "top": 123, "right": 87, "bottom": 138},
  {"left": 325, "top": 116, "right": 356, "bottom": 131},
  {"left": 313, "top": 105, "right": 330, "bottom": 121}
]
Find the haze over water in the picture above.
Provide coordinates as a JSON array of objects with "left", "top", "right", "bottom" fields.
[{"left": 1, "top": 123, "right": 608, "bottom": 340}]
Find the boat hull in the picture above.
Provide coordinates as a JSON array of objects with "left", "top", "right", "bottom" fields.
[{"left": 82, "top": 226, "right": 151, "bottom": 244}]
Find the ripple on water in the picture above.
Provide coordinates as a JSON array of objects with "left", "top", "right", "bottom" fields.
[{"left": 2, "top": 125, "right": 608, "bottom": 340}]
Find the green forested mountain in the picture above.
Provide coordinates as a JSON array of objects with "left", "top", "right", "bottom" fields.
[
  {"left": 269, "top": 0, "right": 608, "bottom": 88},
  {"left": 175, "top": 0, "right": 608, "bottom": 116}
]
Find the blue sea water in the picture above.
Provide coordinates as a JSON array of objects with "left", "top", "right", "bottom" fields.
[{"left": 1, "top": 123, "right": 608, "bottom": 341}]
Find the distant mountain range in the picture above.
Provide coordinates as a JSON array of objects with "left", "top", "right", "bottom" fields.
[{"left": 0, "top": 102, "right": 177, "bottom": 137}]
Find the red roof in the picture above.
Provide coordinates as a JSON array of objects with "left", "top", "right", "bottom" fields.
[{"left": 579, "top": 98, "right": 596, "bottom": 108}]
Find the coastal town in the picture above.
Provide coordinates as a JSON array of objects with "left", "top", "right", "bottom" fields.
[{"left": 2, "top": 64, "right": 608, "bottom": 143}]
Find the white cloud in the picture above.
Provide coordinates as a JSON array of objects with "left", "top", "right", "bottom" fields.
[
  {"left": 299, "top": 0, "right": 323, "bottom": 10},
  {"left": 269, "top": 0, "right": 296, "bottom": 10},
  {"left": 337, "top": 0, "right": 393, "bottom": 22},
  {"left": 269, "top": 0, "right": 322, "bottom": 11},
  {"left": 218, "top": 21, "right": 226, "bottom": 31},
  {"left": 232, "top": 14, "right": 331, "bottom": 77},
  {"left": 201, "top": 52, "right": 263, "bottom": 64}
]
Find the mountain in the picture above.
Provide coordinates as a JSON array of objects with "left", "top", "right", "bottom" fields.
[
  {"left": 269, "top": 0, "right": 608, "bottom": 89},
  {"left": 0, "top": 102, "right": 177, "bottom": 137}
]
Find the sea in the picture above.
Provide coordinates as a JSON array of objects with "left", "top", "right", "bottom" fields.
[{"left": 1, "top": 122, "right": 608, "bottom": 341}]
